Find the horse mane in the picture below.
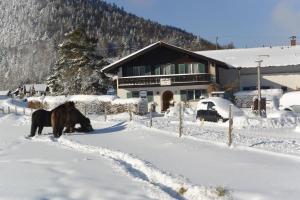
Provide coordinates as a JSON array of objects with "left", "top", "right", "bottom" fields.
[{"left": 52, "top": 101, "right": 75, "bottom": 111}]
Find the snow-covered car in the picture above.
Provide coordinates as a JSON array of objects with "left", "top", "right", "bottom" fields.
[
  {"left": 196, "top": 97, "right": 243, "bottom": 122},
  {"left": 279, "top": 91, "right": 300, "bottom": 113}
]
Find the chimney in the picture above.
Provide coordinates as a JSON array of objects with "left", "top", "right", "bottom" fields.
[{"left": 290, "top": 36, "right": 296, "bottom": 46}]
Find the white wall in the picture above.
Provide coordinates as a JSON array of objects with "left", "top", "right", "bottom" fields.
[
  {"left": 117, "top": 85, "right": 208, "bottom": 112},
  {"left": 240, "top": 73, "right": 300, "bottom": 91}
]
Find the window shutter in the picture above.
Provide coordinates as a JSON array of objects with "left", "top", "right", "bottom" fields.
[
  {"left": 147, "top": 91, "right": 154, "bottom": 102},
  {"left": 180, "top": 90, "right": 187, "bottom": 101},
  {"left": 127, "top": 92, "right": 132, "bottom": 98},
  {"left": 198, "top": 63, "right": 206, "bottom": 73}
]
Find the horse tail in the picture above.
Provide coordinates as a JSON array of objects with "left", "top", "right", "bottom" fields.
[{"left": 30, "top": 115, "right": 37, "bottom": 137}]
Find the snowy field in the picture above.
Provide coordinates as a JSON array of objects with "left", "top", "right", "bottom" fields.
[{"left": 1, "top": 97, "right": 300, "bottom": 200}]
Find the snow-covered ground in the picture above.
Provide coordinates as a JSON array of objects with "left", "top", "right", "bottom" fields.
[{"left": 1, "top": 97, "right": 300, "bottom": 200}]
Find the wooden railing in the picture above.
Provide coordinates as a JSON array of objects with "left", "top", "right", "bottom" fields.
[{"left": 118, "top": 73, "right": 212, "bottom": 88}]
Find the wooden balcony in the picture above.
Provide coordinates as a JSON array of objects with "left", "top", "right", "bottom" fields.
[{"left": 118, "top": 73, "right": 213, "bottom": 88}]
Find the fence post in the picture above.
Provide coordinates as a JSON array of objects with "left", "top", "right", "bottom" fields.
[
  {"left": 228, "top": 104, "right": 233, "bottom": 147},
  {"left": 128, "top": 104, "right": 132, "bottom": 121},
  {"left": 179, "top": 102, "right": 183, "bottom": 137},
  {"left": 104, "top": 106, "right": 107, "bottom": 122},
  {"left": 149, "top": 110, "right": 153, "bottom": 128},
  {"left": 23, "top": 107, "right": 25, "bottom": 115}
]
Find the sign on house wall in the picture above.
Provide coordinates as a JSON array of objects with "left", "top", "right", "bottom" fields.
[
  {"left": 160, "top": 78, "right": 172, "bottom": 86},
  {"left": 139, "top": 90, "right": 147, "bottom": 98}
]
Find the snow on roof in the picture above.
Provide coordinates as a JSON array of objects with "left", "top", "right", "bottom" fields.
[
  {"left": 24, "top": 84, "right": 48, "bottom": 92},
  {"left": 196, "top": 45, "right": 300, "bottom": 68}
]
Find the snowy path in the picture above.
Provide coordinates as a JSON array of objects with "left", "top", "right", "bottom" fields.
[
  {"left": 0, "top": 114, "right": 231, "bottom": 200},
  {"left": 67, "top": 119, "right": 300, "bottom": 200},
  {"left": 0, "top": 115, "right": 154, "bottom": 200}
]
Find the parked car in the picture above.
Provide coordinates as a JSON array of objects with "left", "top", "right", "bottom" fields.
[
  {"left": 279, "top": 91, "right": 300, "bottom": 113},
  {"left": 210, "top": 91, "right": 234, "bottom": 102},
  {"left": 196, "top": 97, "right": 243, "bottom": 122}
]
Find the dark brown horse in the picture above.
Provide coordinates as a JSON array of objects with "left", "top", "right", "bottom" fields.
[
  {"left": 64, "top": 108, "right": 93, "bottom": 133},
  {"left": 29, "top": 109, "right": 52, "bottom": 137},
  {"left": 51, "top": 102, "right": 93, "bottom": 138},
  {"left": 29, "top": 102, "right": 93, "bottom": 138}
]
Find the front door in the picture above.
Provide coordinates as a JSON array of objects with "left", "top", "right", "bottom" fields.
[{"left": 162, "top": 91, "right": 173, "bottom": 111}]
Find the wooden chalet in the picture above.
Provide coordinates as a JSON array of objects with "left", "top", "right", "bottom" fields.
[{"left": 102, "top": 41, "right": 230, "bottom": 111}]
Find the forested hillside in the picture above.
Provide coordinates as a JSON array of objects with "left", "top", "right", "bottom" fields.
[{"left": 0, "top": 0, "right": 232, "bottom": 90}]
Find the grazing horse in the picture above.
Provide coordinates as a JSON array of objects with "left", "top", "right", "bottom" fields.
[
  {"left": 51, "top": 101, "right": 76, "bottom": 138},
  {"left": 51, "top": 102, "right": 93, "bottom": 138},
  {"left": 29, "top": 109, "right": 52, "bottom": 137},
  {"left": 64, "top": 108, "right": 93, "bottom": 133}
]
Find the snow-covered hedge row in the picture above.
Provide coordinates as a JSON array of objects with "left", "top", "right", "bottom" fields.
[{"left": 27, "top": 95, "right": 148, "bottom": 115}]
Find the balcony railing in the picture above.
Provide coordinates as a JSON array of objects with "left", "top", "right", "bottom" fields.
[{"left": 118, "top": 73, "right": 213, "bottom": 88}]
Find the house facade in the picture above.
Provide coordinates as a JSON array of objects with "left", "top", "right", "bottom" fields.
[
  {"left": 199, "top": 45, "right": 300, "bottom": 92},
  {"left": 102, "top": 41, "right": 229, "bottom": 112}
]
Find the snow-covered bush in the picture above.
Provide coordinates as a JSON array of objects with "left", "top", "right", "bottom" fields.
[{"left": 27, "top": 95, "right": 148, "bottom": 115}]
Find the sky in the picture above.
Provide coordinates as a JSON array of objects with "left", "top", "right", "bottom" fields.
[{"left": 104, "top": 0, "right": 300, "bottom": 48}]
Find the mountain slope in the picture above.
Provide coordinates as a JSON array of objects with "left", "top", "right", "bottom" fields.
[{"left": 0, "top": 0, "right": 225, "bottom": 90}]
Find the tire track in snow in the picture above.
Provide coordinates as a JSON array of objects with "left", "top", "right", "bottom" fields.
[{"left": 29, "top": 136, "right": 232, "bottom": 200}]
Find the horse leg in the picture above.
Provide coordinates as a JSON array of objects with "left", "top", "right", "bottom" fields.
[
  {"left": 29, "top": 123, "right": 37, "bottom": 137},
  {"left": 38, "top": 126, "right": 43, "bottom": 135},
  {"left": 58, "top": 126, "right": 64, "bottom": 137}
]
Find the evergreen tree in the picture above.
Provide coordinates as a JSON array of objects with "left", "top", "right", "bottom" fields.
[{"left": 47, "top": 28, "right": 109, "bottom": 95}]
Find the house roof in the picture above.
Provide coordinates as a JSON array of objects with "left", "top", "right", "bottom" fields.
[
  {"left": 196, "top": 45, "right": 300, "bottom": 68},
  {"left": 101, "top": 41, "right": 230, "bottom": 73},
  {"left": 24, "top": 84, "right": 48, "bottom": 92}
]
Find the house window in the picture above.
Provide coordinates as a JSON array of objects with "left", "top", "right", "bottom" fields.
[
  {"left": 179, "top": 64, "right": 188, "bottom": 74},
  {"left": 127, "top": 91, "right": 140, "bottom": 98},
  {"left": 154, "top": 65, "right": 160, "bottom": 75},
  {"left": 127, "top": 92, "right": 132, "bottom": 98},
  {"left": 123, "top": 66, "right": 133, "bottom": 77},
  {"left": 187, "top": 90, "right": 194, "bottom": 101},
  {"left": 132, "top": 66, "right": 140, "bottom": 76},
  {"left": 161, "top": 64, "right": 175, "bottom": 75},
  {"left": 139, "top": 66, "right": 146, "bottom": 76},
  {"left": 145, "top": 66, "right": 151, "bottom": 75},
  {"left": 195, "top": 90, "right": 202, "bottom": 99},
  {"left": 132, "top": 91, "right": 139, "bottom": 98},
  {"left": 147, "top": 91, "right": 154, "bottom": 102},
  {"left": 198, "top": 63, "right": 206, "bottom": 73},
  {"left": 180, "top": 89, "right": 207, "bottom": 101}
]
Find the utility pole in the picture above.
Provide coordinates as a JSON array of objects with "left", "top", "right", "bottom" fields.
[
  {"left": 255, "top": 55, "right": 269, "bottom": 117},
  {"left": 255, "top": 60, "right": 263, "bottom": 117},
  {"left": 215, "top": 36, "right": 218, "bottom": 50}
]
